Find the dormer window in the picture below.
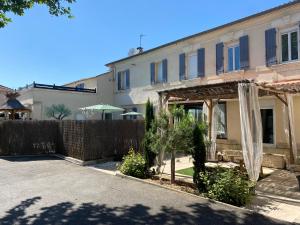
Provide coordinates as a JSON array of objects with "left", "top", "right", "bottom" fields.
[{"left": 281, "top": 29, "right": 299, "bottom": 62}]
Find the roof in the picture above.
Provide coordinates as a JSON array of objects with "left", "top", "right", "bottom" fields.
[
  {"left": 0, "top": 85, "right": 12, "bottom": 93},
  {"left": 259, "top": 79, "right": 300, "bottom": 93},
  {"left": 63, "top": 71, "right": 111, "bottom": 86},
  {"left": 106, "top": 0, "right": 300, "bottom": 66},
  {"left": 0, "top": 98, "right": 29, "bottom": 111}
]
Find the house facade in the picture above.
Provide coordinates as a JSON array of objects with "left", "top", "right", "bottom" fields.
[
  {"left": 18, "top": 72, "right": 114, "bottom": 120},
  {"left": 106, "top": 1, "right": 300, "bottom": 161}
]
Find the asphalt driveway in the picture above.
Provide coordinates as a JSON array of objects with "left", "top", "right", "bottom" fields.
[{"left": 0, "top": 156, "right": 292, "bottom": 225}]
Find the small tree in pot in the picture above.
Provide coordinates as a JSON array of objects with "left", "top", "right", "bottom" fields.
[{"left": 149, "top": 106, "right": 194, "bottom": 183}]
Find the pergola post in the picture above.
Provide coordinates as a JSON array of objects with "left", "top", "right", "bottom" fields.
[
  {"left": 208, "top": 99, "right": 213, "bottom": 141},
  {"left": 274, "top": 93, "right": 295, "bottom": 165}
]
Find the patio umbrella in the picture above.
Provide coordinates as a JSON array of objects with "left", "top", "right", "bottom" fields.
[
  {"left": 80, "top": 104, "right": 124, "bottom": 120},
  {"left": 120, "top": 112, "right": 143, "bottom": 116}
]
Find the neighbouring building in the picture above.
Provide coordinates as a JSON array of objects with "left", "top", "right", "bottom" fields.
[
  {"left": 0, "top": 85, "right": 13, "bottom": 120},
  {"left": 18, "top": 72, "right": 114, "bottom": 120},
  {"left": 0, "top": 85, "right": 12, "bottom": 105},
  {"left": 105, "top": 1, "right": 300, "bottom": 165}
]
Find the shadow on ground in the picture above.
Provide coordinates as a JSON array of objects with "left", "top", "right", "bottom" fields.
[
  {"left": 0, "top": 155, "right": 61, "bottom": 162},
  {"left": 0, "top": 197, "right": 289, "bottom": 225}
]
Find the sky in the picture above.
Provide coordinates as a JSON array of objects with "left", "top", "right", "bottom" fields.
[{"left": 0, "top": 0, "right": 290, "bottom": 89}]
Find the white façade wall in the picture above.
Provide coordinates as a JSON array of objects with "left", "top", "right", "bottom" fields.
[
  {"left": 18, "top": 72, "right": 114, "bottom": 120},
  {"left": 109, "top": 3, "right": 300, "bottom": 110}
]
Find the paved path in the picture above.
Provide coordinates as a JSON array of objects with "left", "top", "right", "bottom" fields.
[{"left": 0, "top": 156, "right": 292, "bottom": 225}]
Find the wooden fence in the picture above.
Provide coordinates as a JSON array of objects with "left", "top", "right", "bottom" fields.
[{"left": 0, "top": 120, "right": 145, "bottom": 161}]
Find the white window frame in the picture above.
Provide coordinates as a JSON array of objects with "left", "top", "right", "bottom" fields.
[
  {"left": 187, "top": 52, "right": 198, "bottom": 80},
  {"left": 227, "top": 43, "right": 240, "bottom": 72},
  {"left": 119, "top": 71, "right": 127, "bottom": 90},
  {"left": 260, "top": 106, "right": 276, "bottom": 146},
  {"left": 280, "top": 26, "right": 300, "bottom": 63},
  {"left": 155, "top": 61, "right": 163, "bottom": 84}
]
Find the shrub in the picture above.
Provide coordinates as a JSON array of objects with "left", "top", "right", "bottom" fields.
[
  {"left": 200, "top": 168, "right": 252, "bottom": 206},
  {"left": 191, "top": 123, "right": 206, "bottom": 192},
  {"left": 119, "top": 148, "right": 147, "bottom": 179},
  {"left": 144, "top": 99, "right": 156, "bottom": 168}
]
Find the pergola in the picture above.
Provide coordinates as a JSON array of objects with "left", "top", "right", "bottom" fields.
[
  {"left": 158, "top": 79, "right": 300, "bottom": 181},
  {"left": 0, "top": 97, "right": 31, "bottom": 120}
]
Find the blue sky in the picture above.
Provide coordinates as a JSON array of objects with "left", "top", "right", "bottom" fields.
[{"left": 0, "top": 0, "right": 289, "bottom": 89}]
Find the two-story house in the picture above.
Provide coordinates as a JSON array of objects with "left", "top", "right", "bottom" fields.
[{"left": 106, "top": 1, "right": 300, "bottom": 162}]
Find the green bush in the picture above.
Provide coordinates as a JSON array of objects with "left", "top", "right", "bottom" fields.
[
  {"left": 192, "top": 123, "right": 206, "bottom": 192},
  {"left": 200, "top": 168, "right": 252, "bottom": 206},
  {"left": 119, "top": 148, "right": 147, "bottom": 179}
]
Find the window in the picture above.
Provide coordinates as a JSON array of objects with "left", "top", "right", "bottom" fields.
[
  {"left": 118, "top": 70, "right": 130, "bottom": 90},
  {"left": 228, "top": 45, "right": 240, "bottom": 72},
  {"left": 281, "top": 30, "right": 299, "bottom": 62},
  {"left": 156, "top": 61, "right": 163, "bottom": 83},
  {"left": 76, "top": 83, "right": 85, "bottom": 89},
  {"left": 188, "top": 53, "right": 197, "bottom": 79},
  {"left": 261, "top": 108, "right": 274, "bottom": 144},
  {"left": 216, "top": 103, "right": 227, "bottom": 139}
]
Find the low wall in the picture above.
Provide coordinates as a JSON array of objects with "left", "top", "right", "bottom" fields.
[{"left": 0, "top": 120, "right": 145, "bottom": 161}]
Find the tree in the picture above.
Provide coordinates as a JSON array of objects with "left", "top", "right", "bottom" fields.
[
  {"left": 143, "top": 99, "right": 156, "bottom": 169},
  {"left": 0, "top": 0, "right": 75, "bottom": 28},
  {"left": 149, "top": 106, "right": 194, "bottom": 183},
  {"left": 192, "top": 123, "right": 207, "bottom": 192},
  {"left": 45, "top": 104, "right": 71, "bottom": 120}
]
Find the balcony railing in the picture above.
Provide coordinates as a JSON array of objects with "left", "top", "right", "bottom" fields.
[{"left": 33, "top": 82, "right": 97, "bottom": 93}]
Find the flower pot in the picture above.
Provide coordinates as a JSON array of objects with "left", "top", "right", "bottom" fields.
[{"left": 296, "top": 175, "right": 300, "bottom": 191}]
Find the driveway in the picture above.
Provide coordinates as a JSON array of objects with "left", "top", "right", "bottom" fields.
[{"left": 0, "top": 156, "right": 291, "bottom": 225}]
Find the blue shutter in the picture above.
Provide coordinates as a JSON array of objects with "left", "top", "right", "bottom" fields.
[
  {"left": 150, "top": 62, "right": 155, "bottom": 84},
  {"left": 216, "top": 42, "right": 224, "bottom": 75},
  {"left": 125, "top": 69, "right": 130, "bottom": 89},
  {"left": 265, "top": 28, "right": 277, "bottom": 66},
  {"left": 239, "top": 35, "right": 249, "bottom": 70},
  {"left": 179, "top": 53, "right": 186, "bottom": 80},
  {"left": 162, "top": 59, "right": 168, "bottom": 83},
  {"left": 117, "top": 72, "right": 121, "bottom": 90},
  {"left": 197, "top": 48, "right": 205, "bottom": 77}
]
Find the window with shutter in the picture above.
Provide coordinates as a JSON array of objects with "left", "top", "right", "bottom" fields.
[
  {"left": 117, "top": 70, "right": 130, "bottom": 90},
  {"left": 216, "top": 43, "right": 224, "bottom": 74},
  {"left": 265, "top": 28, "right": 277, "bottom": 66},
  {"left": 280, "top": 28, "right": 299, "bottom": 62},
  {"left": 150, "top": 60, "right": 167, "bottom": 84},
  {"left": 197, "top": 48, "right": 205, "bottom": 77},
  {"left": 187, "top": 52, "right": 197, "bottom": 79},
  {"left": 239, "top": 35, "right": 249, "bottom": 69},
  {"left": 179, "top": 53, "right": 186, "bottom": 80},
  {"left": 227, "top": 45, "right": 240, "bottom": 72}
]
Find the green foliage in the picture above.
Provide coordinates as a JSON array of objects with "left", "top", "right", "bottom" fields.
[
  {"left": 0, "top": 0, "right": 75, "bottom": 28},
  {"left": 145, "top": 98, "right": 155, "bottom": 131},
  {"left": 192, "top": 123, "right": 206, "bottom": 192},
  {"left": 200, "top": 168, "right": 252, "bottom": 206},
  {"left": 144, "top": 99, "right": 156, "bottom": 168},
  {"left": 45, "top": 104, "right": 71, "bottom": 120},
  {"left": 149, "top": 106, "right": 194, "bottom": 156},
  {"left": 119, "top": 148, "right": 147, "bottom": 179}
]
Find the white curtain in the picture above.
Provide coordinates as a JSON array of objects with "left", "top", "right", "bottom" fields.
[
  {"left": 238, "top": 83, "right": 263, "bottom": 182},
  {"left": 284, "top": 94, "right": 297, "bottom": 162},
  {"left": 210, "top": 103, "right": 219, "bottom": 161}
]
